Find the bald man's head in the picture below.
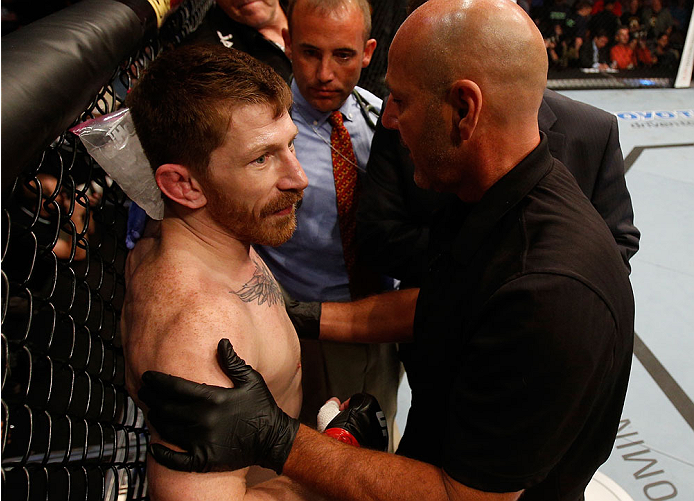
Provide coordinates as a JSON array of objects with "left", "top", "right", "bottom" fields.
[
  {"left": 382, "top": 0, "right": 548, "bottom": 200},
  {"left": 393, "top": 0, "right": 547, "bottom": 123}
]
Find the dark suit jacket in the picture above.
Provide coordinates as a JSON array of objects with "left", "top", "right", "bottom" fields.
[{"left": 356, "top": 88, "right": 640, "bottom": 287}]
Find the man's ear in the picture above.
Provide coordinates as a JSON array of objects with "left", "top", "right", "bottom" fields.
[
  {"left": 282, "top": 28, "right": 292, "bottom": 60},
  {"left": 449, "top": 79, "right": 482, "bottom": 142},
  {"left": 155, "top": 164, "right": 207, "bottom": 209},
  {"left": 361, "top": 38, "right": 377, "bottom": 68}
]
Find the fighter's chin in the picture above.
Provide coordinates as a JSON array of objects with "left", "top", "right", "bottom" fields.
[{"left": 256, "top": 215, "right": 297, "bottom": 247}]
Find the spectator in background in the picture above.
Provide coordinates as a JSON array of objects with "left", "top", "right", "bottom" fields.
[
  {"left": 668, "top": 0, "right": 691, "bottom": 48},
  {"left": 545, "top": 23, "right": 570, "bottom": 68},
  {"left": 542, "top": 0, "right": 571, "bottom": 35},
  {"left": 566, "top": 0, "right": 593, "bottom": 43},
  {"left": 590, "top": 0, "right": 621, "bottom": 40},
  {"left": 20, "top": 173, "right": 100, "bottom": 261},
  {"left": 185, "top": 0, "right": 292, "bottom": 83},
  {"left": 651, "top": 32, "right": 680, "bottom": 70},
  {"left": 670, "top": 0, "right": 691, "bottom": 34},
  {"left": 592, "top": 0, "right": 623, "bottom": 17},
  {"left": 621, "top": 0, "right": 645, "bottom": 36},
  {"left": 580, "top": 30, "right": 612, "bottom": 69},
  {"left": 610, "top": 25, "right": 653, "bottom": 69},
  {"left": 610, "top": 26, "right": 636, "bottom": 69},
  {"left": 642, "top": 0, "right": 674, "bottom": 39}
]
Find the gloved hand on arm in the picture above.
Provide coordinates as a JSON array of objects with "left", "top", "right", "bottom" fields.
[
  {"left": 138, "top": 338, "right": 389, "bottom": 473},
  {"left": 138, "top": 338, "right": 299, "bottom": 474}
]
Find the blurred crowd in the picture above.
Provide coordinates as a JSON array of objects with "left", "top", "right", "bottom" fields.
[{"left": 530, "top": 0, "right": 690, "bottom": 71}]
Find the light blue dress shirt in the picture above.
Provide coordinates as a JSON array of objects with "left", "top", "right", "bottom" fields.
[{"left": 254, "top": 80, "right": 381, "bottom": 302}]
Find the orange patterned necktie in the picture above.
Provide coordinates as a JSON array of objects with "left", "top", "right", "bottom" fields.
[{"left": 328, "top": 110, "right": 359, "bottom": 288}]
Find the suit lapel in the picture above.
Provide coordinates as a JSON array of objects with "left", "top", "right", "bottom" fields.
[{"left": 539, "top": 97, "right": 565, "bottom": 162}]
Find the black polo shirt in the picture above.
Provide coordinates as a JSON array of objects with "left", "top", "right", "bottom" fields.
[
  {"left": 397, "top": 135, "right": 634, "bottom": 500},
  {"left": 185, "top": 4, "right": 292, "bottom": 84}
]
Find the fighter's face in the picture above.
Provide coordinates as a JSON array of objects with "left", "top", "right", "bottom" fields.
[
  {"left": 201, "top": 103, "right": 308, "bottom": 246},
  {"left": 285, "top": 2, "right": 376, "bottom": 112},
  {"left": 216, "top": 0, "right": 280, "bottom": 29}
]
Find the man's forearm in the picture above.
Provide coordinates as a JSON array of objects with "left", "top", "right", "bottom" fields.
[
  {"left": 283, "top": 425, "right": 449, "bottom": 501},
  {"left": 283, "top": 426, "right": 522, "bottom": 501},
  {"left": 319, "top": 288, "right": 418, "bottom": 344}
]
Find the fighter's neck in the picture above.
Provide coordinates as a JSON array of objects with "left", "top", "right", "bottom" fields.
[{"left": 159, "top": 216, "right": 254, "bottom": 267}]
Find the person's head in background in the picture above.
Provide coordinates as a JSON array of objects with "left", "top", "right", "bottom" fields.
[
  {"left": 216, "top": 0, "right": 285, "bottom": 30},
  {"left": 594, "top": 30, "right": 610, "bottom": 48},
  {"left": 283, "top": 0, "right": 376, "bottom": 112},
  {"left": 615, "top": 26, "right": 631, "bottom": 45}
]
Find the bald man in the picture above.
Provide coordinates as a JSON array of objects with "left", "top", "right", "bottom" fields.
[{"left": 138, "top": 1, "right": 635, "bottom": 499}]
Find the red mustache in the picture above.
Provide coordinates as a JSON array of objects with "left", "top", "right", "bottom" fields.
[{"left": 261, "top": 191, "right": 304, "bottom": 217}]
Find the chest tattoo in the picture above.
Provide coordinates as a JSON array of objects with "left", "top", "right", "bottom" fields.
[{"left": 230, "top": 258, "right": 284, "bottom": 307}]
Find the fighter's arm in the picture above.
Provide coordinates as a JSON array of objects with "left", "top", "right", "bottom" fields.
[{"left": 133, "top": 303, "right": 316, "bottom": 501}]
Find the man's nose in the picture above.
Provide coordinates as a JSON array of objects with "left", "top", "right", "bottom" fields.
[
  {"left": 279, "top": 153, "right": 309, "bottom": 191},
  {"left": 316, "top": 57, "right": 335, "bottom": 83},
  {"left": 381, "top": 97, "right": 399, "bottom": 130}
]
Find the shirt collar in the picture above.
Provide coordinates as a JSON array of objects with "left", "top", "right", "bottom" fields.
[
  {"left": 291, "top": 80, "right": 355, "bottom": 127},
  {"left": 442, "top": 133, "right": 554, "bottom": 265}
]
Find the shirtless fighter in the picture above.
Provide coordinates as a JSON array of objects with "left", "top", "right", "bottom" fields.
[{"left": 122, "top": 44, "right": 387, "bottom": 500}]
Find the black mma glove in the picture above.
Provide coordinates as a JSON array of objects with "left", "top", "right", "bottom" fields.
[
  {"left": 325, "top": 393, "right": 389, "bottom": 452},
  {"left": 138, "top": 338, "right": 299, "bottom": 474},
  {"left": 279, "top": 283, "right": 321, "bottom": 339}
]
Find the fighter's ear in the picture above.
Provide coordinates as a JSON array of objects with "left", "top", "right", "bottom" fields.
[
  {"left": 155, "top": 164, "right": 207, "bottom": 209},
  {"left": 449, "top": 79, "right": 481, "bottom": 142},
  {"left": 282, "top": 28, "right": 292, "bottom": 60}
]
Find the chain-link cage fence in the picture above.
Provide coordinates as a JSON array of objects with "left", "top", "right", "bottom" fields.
[{"left": 1, "top": 1, "right": 213, "bottom": 499}]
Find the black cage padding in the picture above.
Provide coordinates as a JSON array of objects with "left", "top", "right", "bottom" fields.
[{"left": 1, "top": 0, "right": 156, "bottom": 193}]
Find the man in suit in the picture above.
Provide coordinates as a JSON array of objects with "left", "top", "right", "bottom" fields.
[{"left": 356, "top": 87, "right": 640, "bottom": 289}]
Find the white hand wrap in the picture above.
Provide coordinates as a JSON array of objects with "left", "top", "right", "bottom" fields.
[{"left": 317, "top": 400, "right": 341, "bottom": 433}]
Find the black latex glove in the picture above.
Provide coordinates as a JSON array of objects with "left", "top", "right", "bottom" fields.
[
  {"left": 138, "top": 339, "right": 300, "bottom": 474},
  {"left": 325, "top": 393, "right": 389, "bottom": 451},
  {"left": 279, "top": 283, "right": 321, "bottom": 339}
]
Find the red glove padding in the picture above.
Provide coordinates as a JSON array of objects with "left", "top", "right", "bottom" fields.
[{"left": 323, "top": 393, "right": 388, "bottom": 451}]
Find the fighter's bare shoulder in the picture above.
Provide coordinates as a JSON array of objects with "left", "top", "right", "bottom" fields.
[{"left": 123, "top": 247, "right": 263, "bottom": 386}]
